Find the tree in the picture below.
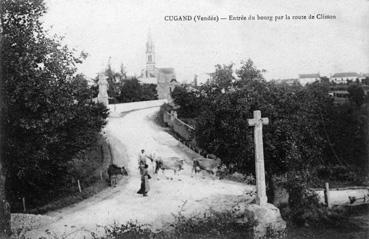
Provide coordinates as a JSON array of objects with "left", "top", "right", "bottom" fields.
[
  {"left": 173, "top": 61, "right": 335, "bottom": 178},
  {"left": 347, "top": 84, "right": 365, "bottom": 107},
  {"left": 320, "top": 76, "right": 330, "bottom": 84},
  {"left": 1, "top": 0, "right": 108, "bottom": 210},
  {"left": 362, "top": 77, "right": 369, "bottom": 86},
  {"left": 141, "top": 83, "right": 158, "bottom": 101},
  {"left": 0, "top": 7, "right": 12, "bottom": 234},
  {"left": 235, "top": 58, "right": 266, "bottom": 87},
  {"left": 118, "top": 78, "right": 142, "bottom": 102},
  {"left": 171, "top": 85, "right": 201, "bottom": 118},
  {"left": 211, "top": 64, "right": 235, "bottom": 92}
]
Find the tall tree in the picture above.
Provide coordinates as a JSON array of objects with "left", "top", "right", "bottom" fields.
[
  {"left": 1, "top": 0, "right": 108, "bottom": 210},
  {"left": 1, "top": 1, "right": 12, "bottom": 236}
]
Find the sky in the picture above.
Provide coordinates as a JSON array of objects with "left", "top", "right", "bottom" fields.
[{"left": 42, "top": 0, "right": 369, "bottom": 83}]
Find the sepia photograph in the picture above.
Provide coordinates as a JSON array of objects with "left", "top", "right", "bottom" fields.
[{"left": 0, "top": 0, "right": 368, "bottom": 238}]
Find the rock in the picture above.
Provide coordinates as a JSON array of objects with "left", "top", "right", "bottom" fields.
[{"left": 232, "top": 203, "right": 286, "bottom": 239}]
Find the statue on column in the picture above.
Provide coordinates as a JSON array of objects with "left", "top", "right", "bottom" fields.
[{"left": 97, "top": 72, "right": 109, "bottom": 106}]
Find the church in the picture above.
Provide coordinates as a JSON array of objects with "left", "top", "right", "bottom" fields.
[{"left": 138, "top": 33, "right": 178, "bottom": 101}]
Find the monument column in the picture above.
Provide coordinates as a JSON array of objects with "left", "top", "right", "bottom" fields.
[
  {"left": 248, "top": 110, "right": 269, "bottom": 206},
  {"left": 97, "top": 72, "right": 109, "bottom": 106}
]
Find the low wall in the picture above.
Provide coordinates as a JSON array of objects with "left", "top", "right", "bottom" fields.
[
  {"left": 172, "top": 118, "right": 194, "bottom": 141},
  {"left": 163, "top": 111, "right": 195, "bottom": 142},
  {"left": 313, "top": 186, "right": 369, "bottom": 206},
  {"left": 108, "top": 100, "right": 167, "bottom": 116},
  {"left": 163, "top": 111, "right": 172, "bottom": 127}
]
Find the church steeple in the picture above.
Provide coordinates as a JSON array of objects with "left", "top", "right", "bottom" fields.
[{"left": 146, "top": 30, "right": 155, "bottom": 73}]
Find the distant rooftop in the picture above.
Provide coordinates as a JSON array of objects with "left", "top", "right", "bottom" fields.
[
  {"left": 299, "top": 73, "right": 320, "bottom": 79},
  {"left": 158, "top": 68, "right": 175, "bottom": 74},
  {"left": 331, "top": 72, "right": 360, "bottom": 78}
]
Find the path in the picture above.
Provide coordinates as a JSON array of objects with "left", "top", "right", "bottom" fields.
[{"left": 25, "top": 104, "right": 254, "bottom": 238}]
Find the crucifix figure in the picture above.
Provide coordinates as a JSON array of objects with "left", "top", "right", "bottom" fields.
[{"left": 248, "top": 110, "right": 269, "bottom": 206}]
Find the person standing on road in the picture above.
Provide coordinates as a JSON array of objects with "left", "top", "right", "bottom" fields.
[
  {"left": 138, "top": 149, "right": 147, "bottom": 168},
  {"left": 137, "top": 164, "right": 151, "bottom": 196}
]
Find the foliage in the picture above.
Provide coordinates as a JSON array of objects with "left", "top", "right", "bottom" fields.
[
  {"left": 1, "top": 0, "right": 108, "bottom": 209},
  {"left": 283, "top": 172, "right": 352, "bottom": 227},
  {"left": 170, "top": 59, "right": 368, "bottom": 226},
  {"left": 96, "top": 210, "right": 253, "bottom": 239},
  {"left": 171, "top": 59, "right": 368, "bottom": 177},
  {"left": 116, "top": 77, "right": 157, "bottom": 103},
  {"left": 95, "top": 62, "right": 158, "bottom": 103},
  {"left": 347, "top": 83, "right": 365, "bottom": 106},
  {"left": 171, "top": 86, "right": 201, "bottom": 118},
  {"left": 362, "top": 77, "right": 369, "bottom": 85},
  {"left": 141, "top": 83, "right": 158, "bottom": 101},
  {"left": 324, "top": 102, "right": 369, "bottom": 171}
]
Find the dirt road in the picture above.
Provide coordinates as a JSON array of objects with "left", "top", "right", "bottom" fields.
[{"left": 25, "top": 105, "right": 254, "bottom": 238}]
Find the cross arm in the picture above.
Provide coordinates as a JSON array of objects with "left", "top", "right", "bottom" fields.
[{"left": 248, "top": 117, "right": 269, "bottom": 126}]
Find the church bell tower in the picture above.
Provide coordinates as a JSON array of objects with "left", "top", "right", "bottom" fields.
[{"left": 145, "top": 32, "right": 155, "bottom": 75}]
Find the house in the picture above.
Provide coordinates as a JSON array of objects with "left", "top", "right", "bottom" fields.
[
  {"left": 330, "top": 72, "right": 361, "bottom": 84},
  {"left": 328, "top": 84, "right": 369, "bottom": 104}
]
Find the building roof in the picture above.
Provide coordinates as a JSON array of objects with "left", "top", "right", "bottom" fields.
[
  {"left": 299, "top": 73, "right": 320, "bottom": 79},
  {"left": 158, "top": 68, "right": 175, "bottom": 74},
  {"left": 332, "top": 72, "right": 360, "bottom": 78}
]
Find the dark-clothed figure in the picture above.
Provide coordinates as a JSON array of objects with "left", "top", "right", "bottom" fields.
[{"left": 137, "top": 164, "right": 151, "bottom": 196}]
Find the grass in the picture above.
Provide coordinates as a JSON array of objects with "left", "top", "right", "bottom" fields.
[{"left": 94, "top": 210, "right": 255, "bottom": 239}]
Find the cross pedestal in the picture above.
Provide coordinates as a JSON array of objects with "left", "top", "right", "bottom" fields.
[{"left": 248, "top": 110, "right": 269, "bottom": 206}]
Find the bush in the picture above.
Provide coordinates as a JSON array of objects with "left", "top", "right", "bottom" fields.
[
  {"left": 284, "top": 172, "right": 350, "bottom": 227},
  {"left": 117, "top": 78, "right": 158, "bottom": 103},
  {"left": 97, "top": 210, "right": 254, "bottom": 239}
]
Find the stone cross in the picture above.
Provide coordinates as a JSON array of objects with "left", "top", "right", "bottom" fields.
[{"left": 248, "top": 110, "right": 269, "bottom": 206}]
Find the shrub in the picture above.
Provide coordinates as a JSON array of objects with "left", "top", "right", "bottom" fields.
[
  {"left": 284, "top": 172, "right": 350, "bottom": 227},
  {"left": 97, "top": 210, "right": 254, "bottom": 239}
]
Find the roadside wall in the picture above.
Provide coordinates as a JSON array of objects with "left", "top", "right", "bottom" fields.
[{"left": 109, "top": 100, "right": 167, "bottom": 116}]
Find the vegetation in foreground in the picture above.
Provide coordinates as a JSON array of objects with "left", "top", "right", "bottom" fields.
[
  {"left": 94, "top": 210, "right": 255, "bottom": 239},
  {"left": 90, "top": 205, "right": 368, "bottom": 239},
  {"left": 0, "top": 0, "right": 109, "bottom": 225},
  {"left": 161, "top": 60, "right": 369, "bottom": 227}
]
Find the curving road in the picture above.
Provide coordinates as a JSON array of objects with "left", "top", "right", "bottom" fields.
[{"left": 26, "top": 103, "right": 254, "bottom": 238}]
